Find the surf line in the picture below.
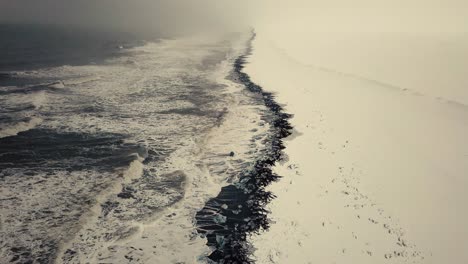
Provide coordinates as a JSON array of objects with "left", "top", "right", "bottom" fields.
[{"left": 195, "top": 32, "right": 293, "bottom": 263}]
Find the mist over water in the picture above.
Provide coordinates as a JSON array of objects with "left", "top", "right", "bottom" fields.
[{"left": 0, "top": 0, "right": 253, "bottom": 36}]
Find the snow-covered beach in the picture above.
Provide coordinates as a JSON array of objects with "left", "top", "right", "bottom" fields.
[
  {"left": 2, "top": 1, "right": 468, "bottom": 263},
  {"left": 246, "top": 17, "right": 468, "bottom": 264}
]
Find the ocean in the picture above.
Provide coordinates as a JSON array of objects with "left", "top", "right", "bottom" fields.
[{"left": 0, "top": 25, "right": 289, "bottom": 263}]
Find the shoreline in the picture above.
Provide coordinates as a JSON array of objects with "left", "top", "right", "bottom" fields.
[{"left": 195, "top": 33, "right": 292, "bottom": 263}]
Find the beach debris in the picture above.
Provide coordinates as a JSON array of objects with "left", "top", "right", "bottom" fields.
[{"left": 213, "top": 214, "right": 227, "bottom": 224}]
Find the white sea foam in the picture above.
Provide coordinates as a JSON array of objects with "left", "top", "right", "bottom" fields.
[
  {"left": 47, "top": 33, "right": 275, "bottom": 264},
  {"left": 0, "top": 85, "right": 47, "bottom": 138},
  {"left": 1, "top": 32, "right": 273, "bottom": 263},
  {"left": 0, "top": 117, "right": 43, "bottom": 138}
]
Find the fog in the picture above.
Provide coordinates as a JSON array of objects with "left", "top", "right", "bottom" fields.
[
  {"left": 0, "top": 0, "right": 254, "bottom": 36},
  {"left": 253, "top": 0, "right": 468, "bottom": 34},
  {"left": 2, "top": 0, "right": 467, "bottom": 36}
]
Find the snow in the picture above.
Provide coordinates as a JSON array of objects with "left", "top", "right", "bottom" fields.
[{"left": 246, "top": 13, "right": 468, "bottom": 263}]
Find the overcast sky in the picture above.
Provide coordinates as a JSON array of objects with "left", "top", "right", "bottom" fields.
[
  {"left": 0, "top": 0, "right": 253, "bottom": 35},
  {"left": 1, "top": 0, "right": 467, "bottom": 34}
]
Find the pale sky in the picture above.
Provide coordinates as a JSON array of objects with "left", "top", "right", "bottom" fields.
[
  {"left": 1, "top": 0, "right": 467, "bottom": 34},
  {"left": 0, "top": 0, "right": 252, "bottom": 35}
]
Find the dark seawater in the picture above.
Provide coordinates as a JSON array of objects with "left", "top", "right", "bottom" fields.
[
  {"left": 0, "top": 25, "right": 276, "bottom": 263},
  {"left": 0, "top": 24, "right": 141, "bottom": 72}
]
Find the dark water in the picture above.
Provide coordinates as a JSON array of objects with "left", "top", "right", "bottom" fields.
[
  {"left": 0, "top": 129, "right": 146, "bottom": 171},
  {"left": 0, "top": 24, "right": 141, "bottom": 72}
]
